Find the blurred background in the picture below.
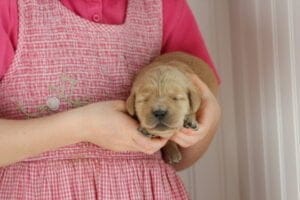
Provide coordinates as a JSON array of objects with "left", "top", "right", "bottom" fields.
[{"left": 181, "top": 0, "right": 300, "bottom": 199}]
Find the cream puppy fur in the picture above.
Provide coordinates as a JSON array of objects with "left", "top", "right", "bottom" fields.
[{"left": 126, "top": 52, "right": 218, "bottom": 164}]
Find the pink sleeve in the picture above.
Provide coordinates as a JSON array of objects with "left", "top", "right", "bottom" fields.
[
  {"left": 162, "top": 0, "right": 221, "bottom": 83},
  {"left": 0, "top": 0, "right": 18, "bottom": 80},
  {"left": 0, "top": 0, "right": 221, "bottom": 83}
]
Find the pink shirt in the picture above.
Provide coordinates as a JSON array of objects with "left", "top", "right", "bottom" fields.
[{"left": 0, "top": 0, "right": 220, "bottom": 82}]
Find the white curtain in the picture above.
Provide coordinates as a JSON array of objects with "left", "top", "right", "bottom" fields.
[{"left": 181, "top": 0, "right": 300, "bottom": 200}]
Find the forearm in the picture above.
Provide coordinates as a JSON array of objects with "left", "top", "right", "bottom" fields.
[{"left": 0, "top": 109, "right": 83, "bottom": 167}]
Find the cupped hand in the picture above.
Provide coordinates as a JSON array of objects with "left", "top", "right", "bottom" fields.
[
  {"left": 77, "top": 100, "right": 168, "bottom": 154},
  {"left": 170, "top": 74, "right": 221, "bottom": 148}
]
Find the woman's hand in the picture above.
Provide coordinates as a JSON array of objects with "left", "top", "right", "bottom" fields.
[
  {"left": 78, "top": 100, "right": 168, "bottom": 154},
  {"left": 0, "top": 100, "right": 167, "bottom": 167},
  {"left": 171, "top": 74, "right": 221, "bottom": 147},
  {"left": 170, "top": 74, "right": 221, "bottom": 170}
]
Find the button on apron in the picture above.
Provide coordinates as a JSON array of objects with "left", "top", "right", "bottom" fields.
[
  {"left": 92, "top": 14, "right": 101, "bottom": 22},
  {"left": 46, "top": 97, "right": 60, "bottom": 111}
]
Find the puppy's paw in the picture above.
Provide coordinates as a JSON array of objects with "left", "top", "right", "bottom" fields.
[
  {"left": 183, "top": 119, "right": 199, "bottom": 130},
  {"left": 137, "top": 127, "right": 155, "bottom": 138}
]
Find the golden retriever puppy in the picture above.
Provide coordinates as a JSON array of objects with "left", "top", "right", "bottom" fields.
[{"left": 126, "top": 52, "right": 218, "bottom": 164}]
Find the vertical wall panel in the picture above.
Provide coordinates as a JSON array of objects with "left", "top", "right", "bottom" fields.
[
  {"left": 243, "top": 0, "right": 267, "bottom": 199},
  {"left": 275, "top": 0, "right": 299, "bottom": 198},
  {"left": 213, "top": 0, "right": 240, "bottom": 199},
  {"left": 293, "top": 0, "right": 300, "bottom": 197},
  {"left": 228, "top": 0, "right": 252, "bottom": 199},
  {"left": 255, "top": 0, "right": 282, "bottom": 199}
]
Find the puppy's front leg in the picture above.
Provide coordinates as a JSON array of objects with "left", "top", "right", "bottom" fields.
[{"left": 162, "top": 141, "right": 182, "bottom": 164}]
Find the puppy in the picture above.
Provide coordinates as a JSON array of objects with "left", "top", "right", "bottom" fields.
[{"left": 126, "top": 52, "right": 218, "bottom": 164}]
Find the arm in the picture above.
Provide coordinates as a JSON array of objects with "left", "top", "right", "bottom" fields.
[
  {"left": 0, "top": 108, "right": 83, "bottom": 167},
  {"left": 171, "top": 76, "right": 221, "bottom": 171},
  {"left": 0, "top": 100, "right": 168, "bottom": 167}
]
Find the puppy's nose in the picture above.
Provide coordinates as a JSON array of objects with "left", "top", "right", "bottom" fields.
[{"left": 152, "top": 109, "right": 168, "bottom": 120}]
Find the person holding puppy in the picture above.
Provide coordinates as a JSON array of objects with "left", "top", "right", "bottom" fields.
[{"left": 0, "top": 0, "right": 221, "bottom": 199}]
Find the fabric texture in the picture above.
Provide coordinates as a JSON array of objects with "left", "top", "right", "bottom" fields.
[
  {"left": 0, "top": 0, "right": 189, "bottom": 199},
  {"left": 0, "top": 0, "right": 220, "bottom": 82},
  {"left": 0, "top": 143, "right": 188, "bottom": 199}
]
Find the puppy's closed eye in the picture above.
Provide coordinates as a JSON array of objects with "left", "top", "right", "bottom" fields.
[
  {"left": 136, "top": 92, "right": 152, "bottom": 103},
  {"left": 171, "top": 96, "right": 186, "bottom": 101},
  {"left": 136, "top": 97, "right": 149, "bottom": 103}
]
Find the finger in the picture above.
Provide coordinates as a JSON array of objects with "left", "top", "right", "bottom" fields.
[
  {"left": 171, "top": 134, "right": 191, "bottom": 148},
  {"left": 170, "top": 131, "right": 198, "bottom": 148},
  {"left": 197, "top": 96, "right": 221, "bottom": 130},
  {"left": 180, "top": 127, "right": 207, "bottom": 139},
  {"left": 190, "top": 74, "right": 214, "bottom": 99},
  {"left": 132, "top": 133, "right": 168, "bottom": 153},
  {"left": 189, "top": 75, "right": 221, "bottom": 129}
]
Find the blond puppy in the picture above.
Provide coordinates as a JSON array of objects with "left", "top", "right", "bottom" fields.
[{"left": 126, "top": 52, "right": 218, "bottom": 163}]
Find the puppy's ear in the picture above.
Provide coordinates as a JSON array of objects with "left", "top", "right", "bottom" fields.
[
  {"left": 188, "top": 86, "right": 201, "bottom": 113},
  {"left": 126, "top": 90, "right": 136, "bottom": 116}
]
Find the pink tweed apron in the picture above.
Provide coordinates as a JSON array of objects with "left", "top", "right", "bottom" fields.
[{"left": 0, "top": 0, "right": 189, "bottom": 199}]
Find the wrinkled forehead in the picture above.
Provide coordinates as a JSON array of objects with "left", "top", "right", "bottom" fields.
[
  {"left": 138, "top": 84, "right": 186, "bottom": 95},
  {"left": 137, "top": 71, "right": 189, "bottom": 96}
]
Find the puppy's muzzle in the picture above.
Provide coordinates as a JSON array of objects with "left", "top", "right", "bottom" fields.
[{"left": 152, "top": 109, "right": 168, "bottom": 120}]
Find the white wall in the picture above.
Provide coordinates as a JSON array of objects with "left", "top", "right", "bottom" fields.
[{"left": 183, "top": 0, "right": 300, "bottom": 199}]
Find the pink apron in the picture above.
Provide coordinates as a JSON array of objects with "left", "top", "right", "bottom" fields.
[{"left": 0, "top": 0, "right": 189, "bottom": 199}]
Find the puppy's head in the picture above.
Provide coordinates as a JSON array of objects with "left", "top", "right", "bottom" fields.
[{"left": 127, "top": 64, "right": 201, "bottom": 138}]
